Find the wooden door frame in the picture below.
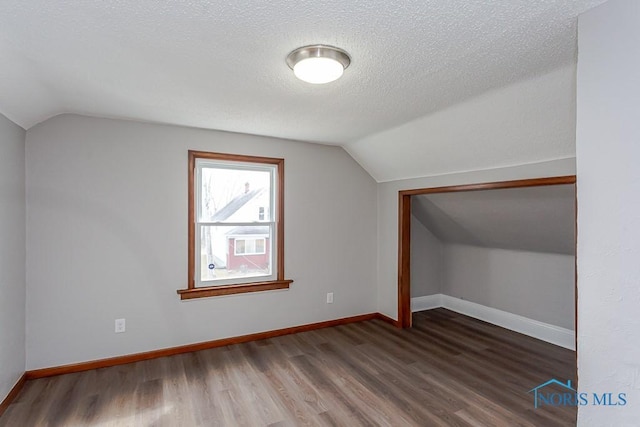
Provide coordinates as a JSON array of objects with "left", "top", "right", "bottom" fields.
[{"left": 397, "top": 175, "right": 577, "bottom": 328}]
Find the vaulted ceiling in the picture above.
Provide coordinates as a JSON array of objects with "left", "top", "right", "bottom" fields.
[
  {"left": 413, "top": 185, "right": 575, "bottom": 255},
  {"left": 0, "top": 0, "right": 604, "bottom": 148}
]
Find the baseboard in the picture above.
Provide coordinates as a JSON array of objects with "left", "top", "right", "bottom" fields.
[
  {"left": 0, "top": 373, "right": 26, "bottom": 417},
  {"left": 412, "top": 294, "right": 576, "bottom": 350},
  {"left": 17, "top": 301, "right": 573, "bottom": 383},
  {"left": 26, "top": 312, "right": 382, "bottom": 379},
  {"left": 375, "top": 312, "right": 400, "bottom": 327},
  {"left": 411, "top": 294, "right": 443, "bottom": 312}
]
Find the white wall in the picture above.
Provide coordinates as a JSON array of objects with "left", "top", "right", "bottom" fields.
[
  {"left": 377, "top": 158, "right": 576, "bottom": 319},
  {"left": 0, "top": 114, "right": 26, "bottom": 401},
  {"left": 577, "top": 0, "right": 640, "bottom": 423},
  {"left": 410, "top": 215, "right": 442, "bottom": 297},
  {"left": 25, "top": 114, "right": 377, "bottom": 370},
  {"left": 442, "top": 244, "right": 575, "bottom": 330},
  {"left": 347, "top": 65, "right": 577, "bottom": 182}
]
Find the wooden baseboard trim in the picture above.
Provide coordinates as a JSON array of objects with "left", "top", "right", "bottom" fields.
[
  {"left": 26, "top": 313, "right": 380, "bottom": 379},
  {"left": 375, "top": 312, "right": 400, "bottom": 327},
  {"left": 0, "top": 373, "right": 27, "bottom": 417}
]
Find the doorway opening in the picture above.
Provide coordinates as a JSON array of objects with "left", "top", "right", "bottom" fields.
[{"left": 396, "top": 175, "right": 577, "bottom": 343}]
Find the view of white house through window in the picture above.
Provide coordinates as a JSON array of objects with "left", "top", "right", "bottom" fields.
[{"left": 196, "top": 160, "right": 276, "bottom": 286}]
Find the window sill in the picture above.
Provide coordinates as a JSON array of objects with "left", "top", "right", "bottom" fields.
[{"left": 177, "top": 280, "right": 293, "bottom": 300}]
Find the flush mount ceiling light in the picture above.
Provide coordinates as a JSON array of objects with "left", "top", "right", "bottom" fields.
[{"left": 286, "top": 45, "right": 351, "bottom": 84}]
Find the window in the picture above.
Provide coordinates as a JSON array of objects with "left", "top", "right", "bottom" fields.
[
  {"left": 177, "top": 151, "right": 292, "bottom": 300},
  {"left": 233, "top": 237, "right": 266, "bottom": 255}
]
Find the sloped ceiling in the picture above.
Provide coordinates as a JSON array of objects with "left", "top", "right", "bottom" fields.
[
  {"left": 0, "top": 0, "right": 604, "bottom": 147},
  {"left": 345, "top": 65, "right": 578, "bottom": 182},
  {"left": 412, "top": 185, "right": 575, "bottom": 255}
]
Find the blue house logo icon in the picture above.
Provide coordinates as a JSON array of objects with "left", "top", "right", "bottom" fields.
[{"left": 528, "top": 379, "right": 576, "bottom": 408}]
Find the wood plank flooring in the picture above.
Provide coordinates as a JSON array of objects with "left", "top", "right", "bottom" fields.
[{"left": 0, "top": 309, "right": 577, "bottom": 426}]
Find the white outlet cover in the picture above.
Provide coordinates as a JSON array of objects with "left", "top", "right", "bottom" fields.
[
  {"left": 327, "top": 293, "right": 334, "bottom": 304},
  {"left": 115, "top": 318, "right": 126, "bottom": 333}
]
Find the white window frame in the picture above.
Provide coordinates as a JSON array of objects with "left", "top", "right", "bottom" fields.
[{"left": 194, "top": 158, "right": 277, "bottom": 287}]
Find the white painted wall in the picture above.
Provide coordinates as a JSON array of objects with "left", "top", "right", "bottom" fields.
[
  {"left": 577, "top": 0, "right": 640, "bottom": 423},
  {"left": 442, "top": 244, "right": 575, "bottom": 330},
  {"left": 410, "top": 215, "right": 442, "bottom": 297},
  {"left": 347, "top": 65, "right": 577, "bottom": 182},
  {"left": 377, "top": 158, "right": 576, "bottom": 319},
  {"left": 0, "top": 114, "right": 26, "bottom": 401},
  {"left": 25, "top": 114, "right": 377, "bottom": 370}
]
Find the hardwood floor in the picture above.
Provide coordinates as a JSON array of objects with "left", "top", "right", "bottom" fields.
[{"left": 0, "top": 309, "right": 577, "bottom": 426}]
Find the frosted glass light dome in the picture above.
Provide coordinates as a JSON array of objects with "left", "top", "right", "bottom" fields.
[
  {"left": 293, "top": 57, "right": 344, "bottom": 84},
  {"left": 287, "top": 45, "right": 351, "bottom": 85}
]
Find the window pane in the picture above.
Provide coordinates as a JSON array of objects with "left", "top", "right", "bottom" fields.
[
  {"left": 199, "top": 166, "right": 272, "bottom": 222},
  {"left": 199, "top": 225, "right": 272, "bottom": 284},
  {"left": 246, "top": 239, "right": 256, "bottom": 254},
  {"left": 235, "top": 239, "right": 246, "bottom": 254},
  {"left": 255, "top": 238, "right": 265, "bottom": 254}
]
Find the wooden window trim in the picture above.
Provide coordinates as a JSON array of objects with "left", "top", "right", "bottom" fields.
[
  {"left": 178, "top": 150, "right": 292, "bottom": 300},
  {"left": 178, "top": 280, "right": 293, "bottom": 300}
]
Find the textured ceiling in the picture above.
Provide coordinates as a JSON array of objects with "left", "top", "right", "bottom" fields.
[
  {"left": 346, "top": 65, "right": 578, "bottom": 182},
  {"left": 0, "top": 0, "right": 604, "bottom": 144},
  {"left": 413, "top": 185, "right": 575, "bottom": 254}
]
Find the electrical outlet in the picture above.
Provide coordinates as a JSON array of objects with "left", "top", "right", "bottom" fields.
[
  {"left": 326, "top": 292, "right": 334, "bottom": 304},
  {"left": 115, "top": 318, "right": 126, "bottom": 333}
]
